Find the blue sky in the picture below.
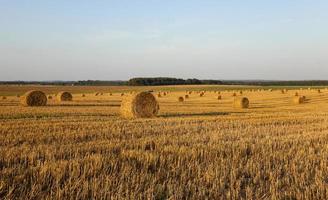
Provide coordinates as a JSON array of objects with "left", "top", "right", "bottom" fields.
[{"left": 1, "top": 0, "right": 327, "bottom": 81}]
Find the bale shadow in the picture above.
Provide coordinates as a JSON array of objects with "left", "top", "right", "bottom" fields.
[
  {"left": 47, "top": 104, "right": 121, "bottom": 107},
  {"left": 161, "top": 112, "right": 230, "bottom": 118}
]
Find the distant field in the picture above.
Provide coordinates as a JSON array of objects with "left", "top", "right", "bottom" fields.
[
  {"left": 0, "top": 84, "right": 326, "bottom": 96},
  {"left": 1, "top": 85, "right": 328, "bottom": 199}
]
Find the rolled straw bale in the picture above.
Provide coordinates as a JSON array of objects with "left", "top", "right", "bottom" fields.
[
  {"left": 233, "top": 97, "right": 249, "bottom": 108},
  {"left": 120, "top": 92, "right": 159, "bottom": 119},
  {"left": 57, "top": 92, "right": 73, "bottom": 102},
  {"left": 20, "top": 90, "right": 47, "bottom": 106},
  {"left": 293, "top": 96, "right": 305, "bottom": 104}
]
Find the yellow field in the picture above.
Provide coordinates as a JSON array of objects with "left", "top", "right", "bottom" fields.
[{"left": 1, "top": 85, "right": 328, "bottom": 199}]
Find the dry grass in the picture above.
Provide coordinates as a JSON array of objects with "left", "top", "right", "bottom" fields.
[{"left": 1, "top": 85, "right": 328, "bottom": 199}]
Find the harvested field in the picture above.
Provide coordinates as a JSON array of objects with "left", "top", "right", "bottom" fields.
[{"left": 1, "top": 85, "right": 328, "bottom": 199}]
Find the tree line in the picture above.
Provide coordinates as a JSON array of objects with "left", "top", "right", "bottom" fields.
[{"left": 1, "top": 78, "right": 328, "bottom": 86}]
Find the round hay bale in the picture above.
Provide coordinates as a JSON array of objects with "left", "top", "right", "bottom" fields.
[
  {"left": 199, "top": 92, "right": 205, "bottom": 97},
  {"left": 185, "top": 95, "right": 189, "bottom": 99},
  {"left": 318, "top": 89, "right": 321, "bottom": 93},
  {"left": 82, "top": 94, "right": 86, "bottom": 97},
  {"left": 121, "top": 93, "right": 125, "bottom": 96},
  {"left": 239, "top": 91, "right": 243, "bottom": 95},
  {"left": 295, "top": 92, "right": 299, "bottom": 96},
  {"left": 120, "top": 92, "right": 159, "bottom": 119},
  {"left": 281, "top": 90, "right": 285, "bottom": 94},
  {"left": 95, "top": 93, "right": 99, "bottom": 96},
  {"left": 48, "top": 95, "right": 53, "bottom": 100},
  {"left": 233, "top": 97, "right": 249, "bottom": 108},
  {"left": 20, "top": 90, "right": 47, "bottom": 106},
  {"left": 178, "top": 97, "right": 184, "bottom": 102},
  {"left": 157, "top": 93, "right": 162, "bottom": 98},
  {"left": 232, "top": 93, "right": 237, "bottom": 97},
  {"left": 293, "top": 96, "right": 305, "bottom": 104},
  {"left": 2, "top": 96, "right": 7, "bottom": 100},
  {"left": 16, "top": 95, "right": 20, "bottom": 98},
  {"left": 217, "top": 95, "right": 222, "bottom": 100},
  {"left": 188, "top": 91, "right": 192, "bottom": 95},
  {"left": 57, "top": 92, "right": 73, "bottom": 102}
]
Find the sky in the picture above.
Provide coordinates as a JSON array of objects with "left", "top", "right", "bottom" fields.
[{"left": 0, "top": 0, "right": 328, "bottom": 81}]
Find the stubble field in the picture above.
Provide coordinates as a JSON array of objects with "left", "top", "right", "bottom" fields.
[{"left": 1, "top": 85, "right": 328, "bottom": 199}]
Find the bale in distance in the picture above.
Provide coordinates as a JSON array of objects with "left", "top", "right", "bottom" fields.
[
  {"left": 217, "top": 95, "right": 222, "bottom": 100},
  {"left": 293, "top": 96, "right": 306, "bottom": 104},
  {"left": 185, "top": 95, "right": 189, "bottom": 99},
  {"left": 48, "top": 95, "right": 53, "bottom": 100},
  {"left": 120, "top": 91, "right": 159, "bottom": 119},
  {"left": 232, "top": 93, "right": 237, "bottom": 97},
  {"left": 121, "top": 93, "right": 125, "bottom": 96},
  {"left": 295, "top": 92, "right": 299, "bottom": 96},
  {"left": 178, "top": 97, "right": 184, "bottom": 102},
  {"left": 20, "top": 90, "right": 47, "bottom": 106},
  {"left": 82, "top": 94, "right": 86, "bottom": 97},
  {"left": 318, "top": 89, "right": 321, "bottom": 93},
  {"left": 233, "top": 97, "right": 249, "bottom": 108},
  {"left": 2, "top": 96, "right": 7, "bottom": 100},
  {"left": 57, "top": 92, "right": 73, "bottom": 102},
  {"left": 199, "top": 92, "right": 205, "bottom": 97}
]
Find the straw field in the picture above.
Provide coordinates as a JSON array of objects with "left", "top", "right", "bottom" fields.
[{"left": 1, "top": 85, "right": 328, "bottom": 199}]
